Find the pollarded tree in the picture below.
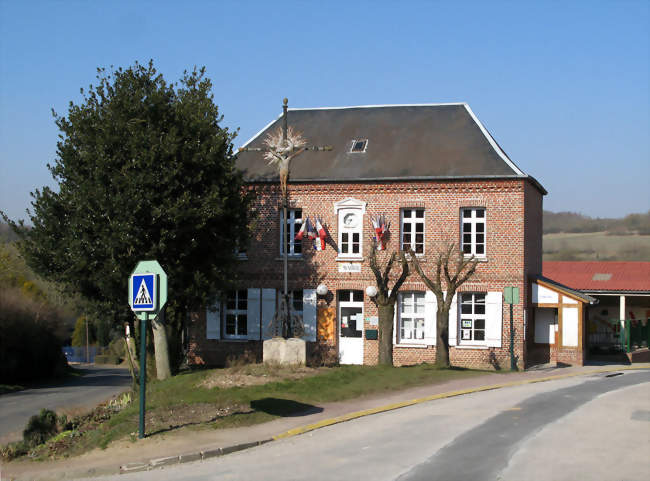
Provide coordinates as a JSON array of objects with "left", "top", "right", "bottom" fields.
[
  {"left": 3, "top": 61, "right": 254, "bottom": 379},
  {"left": 368, "top": 242, "right": 410, "bottom": 365},
  {"left": 409, "top": 244, "right": 478, "bottom": 367}
]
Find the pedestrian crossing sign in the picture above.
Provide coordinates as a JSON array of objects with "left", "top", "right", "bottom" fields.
[{"left": 131, "top": 273, "right": 157, "bottom": 311}]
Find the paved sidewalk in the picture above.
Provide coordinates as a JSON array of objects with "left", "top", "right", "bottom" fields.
[{"left": 2, "top": 363, "right": 648, "bottom": 481}]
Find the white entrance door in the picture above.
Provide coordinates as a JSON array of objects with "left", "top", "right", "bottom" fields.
[{"left": 339, "top": 290, "right": 364, "bottom": 364}]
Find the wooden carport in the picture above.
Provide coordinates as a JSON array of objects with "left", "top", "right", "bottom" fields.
[{"left": 528, "top": 276, "right": 597, "bottom": 367}]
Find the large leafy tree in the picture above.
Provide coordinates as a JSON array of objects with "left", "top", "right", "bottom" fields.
[{"left": 3, "top": 61, "right": 253, "bottom": 378}]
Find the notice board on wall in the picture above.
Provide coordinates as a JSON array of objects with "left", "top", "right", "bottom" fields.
[{"left": 317, "top": 307, "right": 336, "bottom": 341}]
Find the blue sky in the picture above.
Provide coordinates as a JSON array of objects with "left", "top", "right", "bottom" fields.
[{"left": 1, "top": 0, "right": 648, "bottom": 222}]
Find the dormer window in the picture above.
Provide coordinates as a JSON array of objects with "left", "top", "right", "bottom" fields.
[{"left": 350, "top": 139, "right": 368, "bottom": 153}]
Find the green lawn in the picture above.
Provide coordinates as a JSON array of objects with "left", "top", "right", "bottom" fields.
[{"left": 55, "top": 363, "right": 499, "bottom": 456}]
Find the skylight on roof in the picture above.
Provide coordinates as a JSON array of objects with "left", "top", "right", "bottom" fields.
[
  {"left": 592, "top": 273, "right": 612, "bottom": 281},
  {"left": 350, "top": 139, "right": 368, "bottom": 153}
]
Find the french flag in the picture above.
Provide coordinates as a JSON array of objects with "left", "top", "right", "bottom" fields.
[
  {"left": 315, "top": 218, "right": 327, "bottom": 251},
  {"left": 294, "top": 216, "right": 307, "bottom": 241},
  {"left": 307, "top": 217, "right": 317, "bottom": 243},
  {"left": 372, "top": 217, "right": 383, "bottom": 250},
  {"left": 372, "top": 215, "right": 389, "bottom": 250}
]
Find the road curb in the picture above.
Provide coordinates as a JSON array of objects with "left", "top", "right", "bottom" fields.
[
  {"left": 106, "top": 365, "right": 644, "bottom": 477},
  {"left": 12, "top": 365, "right": 648, "bottom": 479},
  {"left": 272, "top": 365, "right": 650, "bottom": 440}
]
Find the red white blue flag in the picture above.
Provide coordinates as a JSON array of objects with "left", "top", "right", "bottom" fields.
[
  {"left": 316, "top": 218, "right": 327, "bottom": 251},
  {"left": 371, "top": 214, "right": 390, "bottom": 250},
  {"left": 294, "top": 216, "right": 307, "bottom": 241}
]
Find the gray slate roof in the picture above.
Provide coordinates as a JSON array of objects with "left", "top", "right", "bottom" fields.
[{"left": 236, "top": 103, "right": 545, "bottom": 193}]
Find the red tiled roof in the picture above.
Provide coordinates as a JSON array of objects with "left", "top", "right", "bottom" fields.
[{"left": 543, "top": 261, "right": 650, "bottom": 293}]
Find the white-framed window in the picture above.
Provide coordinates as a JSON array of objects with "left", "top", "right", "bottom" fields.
[
  {"left": 281, "top": 208, "right": 302, "bottom": 255},
  {"left": 340, "top": 219, "right": 361, "bottom": 255},
  {"left": 224, "top": 289, "right": 248, "bottom": 338},
  {"left": 278, "top": 289, "right": 303, "bottom": 317},
  {"left": 401, "top": 208, "right": 425, "bottom": 254},
  {"left": 334, "top": 198, "right": 366, "bottom": 259},
  {"left": 290, "top": 289, "right": 303, "bottom": 316},
  {"left": 398, "top": 292, "right": 426, "bottom": 343},
  {"left": 461, "top": 208, "right": 486, "bottom": 257},
  {"left": 459, "top": 293, "right": 486, "bottom": 344}
]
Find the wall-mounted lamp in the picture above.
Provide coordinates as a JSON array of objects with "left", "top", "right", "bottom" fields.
[
  {"left": 316, "top": 284, "right": 329, "bottom": 296},
  {"left": 365, "top": 285, "right": 378, "bottom": 298}
]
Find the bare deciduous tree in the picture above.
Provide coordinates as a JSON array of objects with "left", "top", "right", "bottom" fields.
[
  {"left": 368, "top": 242, "right": 410, "bottom": 365},
  {"left": 409, "top": 244, "right": 478, "bottom": 367}
]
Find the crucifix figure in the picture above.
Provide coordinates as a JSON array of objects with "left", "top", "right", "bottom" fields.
[{"left": 239, "top": 98, "right": 331, "bottom": 339}]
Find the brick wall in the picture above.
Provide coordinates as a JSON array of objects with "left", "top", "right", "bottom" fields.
[
  {"left": 188, "top": 178, "right": 543, "bottom": 370},
  {"left": 523, "top": 180, "right": 544, "bottom": 367}
]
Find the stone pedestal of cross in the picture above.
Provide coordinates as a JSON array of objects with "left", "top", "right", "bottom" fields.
[{"left": 239, "top": 98, "right": 331, "bottom": 340}]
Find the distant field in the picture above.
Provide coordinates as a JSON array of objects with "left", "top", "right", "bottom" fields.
[{"left": 543, "top": 232, "right": 650, "bottom": 261}]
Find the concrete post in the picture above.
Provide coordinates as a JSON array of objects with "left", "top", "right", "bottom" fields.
[{"left": 619, "top": 295, "right": 626, "bottom": 321}]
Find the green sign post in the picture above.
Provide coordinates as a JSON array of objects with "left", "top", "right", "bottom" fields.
[
  {"left": 504, "top": 287, "right": 519, "bottom": 371},
  {"left": 129, "top": 260, "right": 167, "bottom": 439}
]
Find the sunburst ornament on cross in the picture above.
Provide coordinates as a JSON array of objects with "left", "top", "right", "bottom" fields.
[
  {"left": 239, "top": 98, "right": 331, "bottom": 198},
  {"left": 238, "top": 98, "right": 332, "bottom": 338}
]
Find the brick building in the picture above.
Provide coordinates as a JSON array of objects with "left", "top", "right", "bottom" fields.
[{"left": 188, "top": 103, "right": 548, "bottom": 370}]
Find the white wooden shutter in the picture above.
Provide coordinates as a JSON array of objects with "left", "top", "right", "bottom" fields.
[
  {"left": 206, "top": 301, "right": 221, "bottom": 340},
  {"left": 261, "top": 289, "right": 276, "bottom": 340},
  {"left": 486, "top": 291, "right": 503, "bottom": 347},
  {"left": 302, "top": 289, "right": 317, "bottom": 341},
  {"left": 448, "top": 292, "right": 458, "bottom": 346},
  {"left": 247, "top": 288, "right": 261, "bottom": 340},
  {"left": 424, "top": 290, "right": 437, "bottom": 344},
  {"left": 391, "top": 290, "right": 398, "bottom": 345}
]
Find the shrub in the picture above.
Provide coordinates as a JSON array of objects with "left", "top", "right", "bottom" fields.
[
  {"left": 95, "top": 354, "right": 120, "bottom": 365},
  {"left": 23, "top": 409, "right": 58, "bottom": 448},
  {"left": 0, "top": 288, "right": 69, "bottom": 384},
  {"left": 108, "top": 337, "right": 125, "bottom": 358},
  {"left": 95, "top": 318, "right": 110, "bottom": 347},
  {"left": 71, "top": 315, "right": 95, "bottom": 347},
  {"left": 0, "top": 440, "right": 28, "bottom": 460}
]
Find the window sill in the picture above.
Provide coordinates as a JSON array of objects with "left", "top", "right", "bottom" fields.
[
  {"left": 394, "top": 343, "right": 429, "bottom": 349},
  {"left": 464, "top": 255, "right": 488, "bottom": 263},
  {"left": 336, "top": 256, "right": 364, "bottom": 262},
  {"left": 404, "top": 253, "right": 426, "bottom": 261},
  {"left": 454, "top": 344, "right": 489, "bottom": 350},
  {"left": 222, "top": 337, "right": 251, "bottom": 342},
  {"left": 275, "top": 256, "right": 304, "bottom": 261}
]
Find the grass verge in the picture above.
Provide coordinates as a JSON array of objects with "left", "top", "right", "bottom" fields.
[
  {"left": 0, "top": 384, "right": 24, "bottom": 394},
  {"left": 4, "top": 363, "right": 503, "bottom": 460}
]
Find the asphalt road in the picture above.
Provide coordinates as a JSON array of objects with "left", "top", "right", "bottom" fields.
[
  {"left": 0, "top": 365, "right": 131, "bottom": 444},
  {"left": 92, "top": 369, "right": 650, "bottom": 481}
]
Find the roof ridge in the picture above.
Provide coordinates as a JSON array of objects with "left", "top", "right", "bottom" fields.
[{"left": 287, "top": 102, "right": 466, "bottom": 111}]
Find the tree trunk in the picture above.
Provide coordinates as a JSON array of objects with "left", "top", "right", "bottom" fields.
[
  {"left": 378, "top": 303, "right": 395, "bottom": 365},
  {"left": 435, "top": 309, "right": 451, "bottom": 367},
  {"left": 151, "top": 310, "right": 172, "bottom": 380}
]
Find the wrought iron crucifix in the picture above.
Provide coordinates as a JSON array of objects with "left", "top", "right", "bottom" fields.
[{"left": 239, "top": 98, "right": 332, "bottom": 338}]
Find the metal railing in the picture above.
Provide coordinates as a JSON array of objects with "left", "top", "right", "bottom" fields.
[{"left": 620, "top": 319, "right": 650, "bottom": 353}]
